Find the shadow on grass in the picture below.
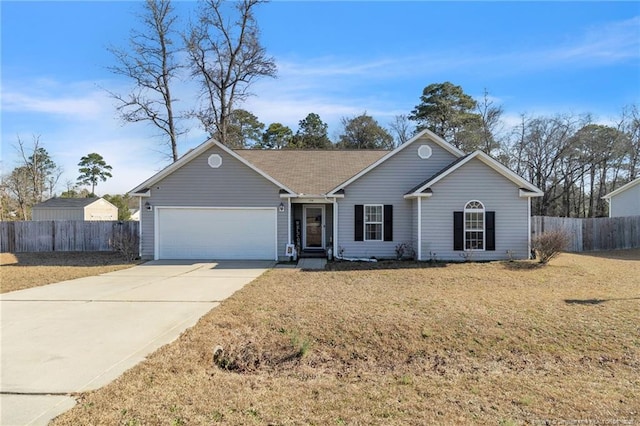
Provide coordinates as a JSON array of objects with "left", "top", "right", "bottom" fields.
[
  {"left": 565, "top": 297, "right": 640, "bottom": 305},
  {"left": 325, "top": 260, "right": 448, "bottom": 271},
  {"left": 499, "top": 260, "right": 544, "bottom": 271},
  {"left": 4, "top": 252, "right": 136, "bottom": 267},
  {"left": 571, "top": 248, "right": 640, "bottom": 261}
]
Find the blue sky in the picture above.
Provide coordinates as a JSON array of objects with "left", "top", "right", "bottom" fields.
[{"left": 2, "top": 1, "right": 639, "bottom": 195}]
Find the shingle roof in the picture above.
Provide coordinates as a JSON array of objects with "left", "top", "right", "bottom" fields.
[
  {"left": 33, "top": 197, "right": 101, "bottom": 209},
  {"left": 234, "top": 150, "right": 389, "bottom": 195}
]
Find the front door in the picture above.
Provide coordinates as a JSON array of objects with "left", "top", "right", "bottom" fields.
[{"left": 303, "top": 205, "right": 324, "bottom": 249}]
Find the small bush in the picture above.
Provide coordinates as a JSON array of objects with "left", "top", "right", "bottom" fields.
[
  {"left": 532, "top": 230, "right": 569, "bottom": 264},
  {"left": 395, "top": 242, "right": 415, "bottom": 260},
  {"left": 112, "top": 232, "right": 138, "bottom": 262}
]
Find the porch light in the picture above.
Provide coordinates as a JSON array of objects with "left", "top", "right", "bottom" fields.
[
  {"left": 145, "top": 202, "right": 152, "bottom": 211},
  {"left": 278, "top": 202, "right": 285, "bottom": 212}
]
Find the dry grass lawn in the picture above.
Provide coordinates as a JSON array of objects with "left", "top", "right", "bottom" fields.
[
  {"left": 0, "top": 252, "right": 138, "bottom": 294},
  {"left": 53, "top": 250, "right": 639, "bottom": 425}
]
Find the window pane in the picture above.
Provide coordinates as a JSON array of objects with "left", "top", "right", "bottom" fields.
[
  {"left": 365, "top": 223, "right": 382, "bottom": 240},
  {"left": 365, "top": 205, "right": 382, "bottom": 223},
  {"left": 465, "top": 231, "right": 484, "bottom": 250},
  {"left": 465, "top": 212, "right": 484, "bottom": 231}
]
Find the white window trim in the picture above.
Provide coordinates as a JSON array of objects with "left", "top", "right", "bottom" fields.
[
  {"left": 364, "top": 204, "right": 384, "bottom": 242},
  {"left": 464, "top": 200, "right": 485, "bottom": 251}
]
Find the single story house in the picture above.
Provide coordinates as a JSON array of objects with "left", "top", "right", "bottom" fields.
[
  {"left": 129, "top": 129, "right": 543, "bottom": 261},
  {"left": 602, "top": 178, "right": 640, "bottom": 217},
  {"left": 31, "top": 197, "right": 118, "bottom": 221}
]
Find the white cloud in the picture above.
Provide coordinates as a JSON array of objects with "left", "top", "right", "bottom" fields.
[
  {"left": 1, "top": 80, "right": 109, "bottom": 120},
  {"left": 552, "top": 16, "right": 640, "bottom": 63}
]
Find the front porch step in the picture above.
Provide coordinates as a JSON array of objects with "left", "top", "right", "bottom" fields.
[
  {"left": 297, "top": 258, "right": 327, "bottom": 270},
  {"left": 299, "top": 250, "right": 327, "bottom": 259}
]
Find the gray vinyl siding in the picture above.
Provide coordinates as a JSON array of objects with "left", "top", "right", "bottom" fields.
[
  {"left": 139, "top": 145, "right": 287, "bottom": 259},
  {"left": 337, "top": 138, "right": 457, "bottom": 258},
  {"left": 610, "top": 184, "right": 640, "bottom": 217},
  {"left": 421, "top": 159, "right": 529, "bottom": 261}
]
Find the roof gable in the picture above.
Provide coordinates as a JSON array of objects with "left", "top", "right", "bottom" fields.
[
  {"left": 327, "top": 128, "right": 464, "bottom": 195},
  {"left": 129, "top": 139, "right": 296, "bottom": 195},
  {"left": 405, "top": 150, "right": 543, "bottom": 198},
  {"left": 602, "top": 178, "right": 640, "bottom": 199}
]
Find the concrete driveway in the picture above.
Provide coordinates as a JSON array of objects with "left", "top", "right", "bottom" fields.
[{"left": 0, "top": 260, "right": 272, "bottom": 426}]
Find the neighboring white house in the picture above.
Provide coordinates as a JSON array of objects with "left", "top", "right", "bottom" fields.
[
  {"left": 602, "top": 178, "right": 640, "bottom": 217},
  {"left": 130, "top": 129, "right": 543, "bottom": 261},
  {"left": 31, "top": 197, "right": 118, "bottom": 221},
  {"left": 129, "top": 209, "right": 140, "bottom": 221}
]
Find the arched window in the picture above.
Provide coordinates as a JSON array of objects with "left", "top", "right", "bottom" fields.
[{"left": 464, "top": 200, "right": 485, "bottom": 250}]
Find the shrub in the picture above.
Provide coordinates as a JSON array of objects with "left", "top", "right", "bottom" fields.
[
  {"left": 532, "top": 230, "right": 570, "bottom": 264},
  {"left": 112, "top": 231, "right": 138, "bottom": 262},
  {"left": 395, "top": 242, "right": 415, "bottom": 260}
]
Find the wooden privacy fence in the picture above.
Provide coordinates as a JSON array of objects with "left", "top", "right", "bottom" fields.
[
  {"left": 532, "top": 216, "right": 640, "bottom": 252},
  {"left": 0, "top": 221, "right": 139, "bottom": 253}
]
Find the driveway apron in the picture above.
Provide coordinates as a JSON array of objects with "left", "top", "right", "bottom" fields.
[{"left": 0, "top": 260, "right": 271, "bottom": 426}]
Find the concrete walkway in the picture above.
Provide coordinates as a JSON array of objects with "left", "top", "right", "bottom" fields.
[
  {"left": 0, "top": 260, "right": 272, "bottom": 426},
  {"left": 296, "top": 258, "right": 327, "bottom": 270}
]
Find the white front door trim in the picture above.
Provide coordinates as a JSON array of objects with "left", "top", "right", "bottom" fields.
[{"left": 303, "top": 204, "right": 325, "bottom": 249}]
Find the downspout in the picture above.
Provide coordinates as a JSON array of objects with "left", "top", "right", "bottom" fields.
[
  {"left": 287, "top": 197, "right": 292, "bottom": 244},
  {"left": 417, "top": 197, "right": 422, "bottom": 261},
  {"left": 333, "top": 198, "right": 338, "bottom": 256},
  {"left": 527, "top": 197, "right": 532, "bottom": 259},
  {"left": 138, "top": 196, "right": 142, "bottom": 258}
]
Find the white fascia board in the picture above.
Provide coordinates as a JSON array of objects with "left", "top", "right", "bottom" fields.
[
  {"left": 403, "top": 193, "right": 433, "bottom": 200},
  {"left": 326, "top": 129, "right": 464, "bottom": 196},
  {"left": 129, "top": 190, "right": 151, "bottom": 198},
  {"left": 129, "top": 138, "right": 296, "bottom": 196},
  {"left": 602, "top": 178, "right": 640, "bottom": 200},
  {"left": 519, "top": 189, "right": 544, "bottom": 198}
]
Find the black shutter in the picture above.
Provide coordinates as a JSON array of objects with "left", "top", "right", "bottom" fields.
[
  {"left": 453, "top": 211, "right": 463, "bottom": 251},
  {"left": 383, "top": 205, "right": 393, "bottom": 241},
  {"left": 354, "top": 205, "right": 364, "bottom": 241},
  {"left": 486, "top": 211, "right": 495, "bottom": 251}
]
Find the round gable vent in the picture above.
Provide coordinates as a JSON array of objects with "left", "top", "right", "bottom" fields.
[
  {"left": 208, "top": 154, "right": 222, "bottom": 168},
  {"left": 418, "top": 144, "right": 432, "bottom": 159}
]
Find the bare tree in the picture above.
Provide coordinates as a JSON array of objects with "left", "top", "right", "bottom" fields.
[
  {"left": 2, "top": 167, "right": 31, "bottom": 220},
  {"left": 475, "top": 89, "right": 504, "bottom": 156},
  {"left": 15, "top": 135, "right": 61, "bottom": 202},
  {"left": 186, "top": 0, "right": 276, "bottom": 144},
  {"left": 507, "top": 114, "right": 586, "bottom": 216},
  {"left": 108, "top": 0, "right": 183, "bottom": 162},
  {"left": 618, "top": 104, "right": 640, "bottom": 180},
  {"left": 388, "top": 114, "right": 413, "bottom": 146}
]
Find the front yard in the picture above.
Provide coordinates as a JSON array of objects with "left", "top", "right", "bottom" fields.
[
  {"left": 0, "top": 252, "right": 138, "bottom": 294},
  {"left": 49, "top": 250, "right": 640, "bottom": 425}
]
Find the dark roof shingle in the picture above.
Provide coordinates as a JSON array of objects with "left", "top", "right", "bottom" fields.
[
  {"left": 234, "top": 150, "right": 389, "bottom": 195},
  {"left": 33, "top": 197, "right": 101, "bottom": 209}
]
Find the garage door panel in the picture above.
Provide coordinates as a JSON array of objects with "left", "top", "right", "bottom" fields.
[{"left": 157, "top": 208, "right": 276, "bottom": 260}]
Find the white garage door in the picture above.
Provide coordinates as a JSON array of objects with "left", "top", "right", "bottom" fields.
[{"left": 157, "top": 207, "right": 277, "bottom": 260}]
